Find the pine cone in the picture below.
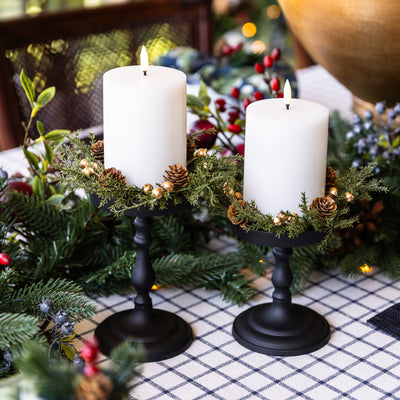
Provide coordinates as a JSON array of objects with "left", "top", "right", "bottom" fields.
[
  {"left": 76, "top": 372, "right": 113, "bottom": 400},
  {"left": 227, "top": 201, "right": 247, "bottom": 227},
  {"left": 310, "top": 196, "right": 337, "bottom": 218},
  {"left": 99, "top": 167, "right": 126, "bottom": 187},
  {"left": 187, "top": 136, "right": 196, "bottom": 161},
  {"left": 91, "top": 140, "right": 104, "bottom": 163},
  {"left": 163, "top": 164, "right": 189, "bottom": 189},
  {"left": 325, "top": 167, "right": 337, "bottom": 194}
]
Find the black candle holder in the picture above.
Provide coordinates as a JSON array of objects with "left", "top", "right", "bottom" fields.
[
  {"left": 231, "top": 225, "right": 330, "bottom": 356},
  {"left": 91, "top": 196, "right": 193, "bottom": 361}
]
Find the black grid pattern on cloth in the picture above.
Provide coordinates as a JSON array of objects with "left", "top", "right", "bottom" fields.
[
  {"left": 368, "top": 303, "right": 400, "bottom": 341},
  {"left": 72, "top": 237, "right": 400, "bottom": 400}
]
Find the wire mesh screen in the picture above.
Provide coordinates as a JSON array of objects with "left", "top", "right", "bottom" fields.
[{"left": 6, "top": 19, "right": 193, "bottom": 136}]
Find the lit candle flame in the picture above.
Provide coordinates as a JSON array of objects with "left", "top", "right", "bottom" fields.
[
  {"left": 284, "top": 79, "right": 291, "bottom": 110},
  {"left": 141, "top": 45, "right": 148, "bottom": 76}
]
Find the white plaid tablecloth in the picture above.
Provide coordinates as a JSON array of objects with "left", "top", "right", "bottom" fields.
[
  {"left": 2, "top": 66, "right": 399, "bottom": 400},
  {"left": 77, "top": 236, "right": 400, "bottom": 400}
]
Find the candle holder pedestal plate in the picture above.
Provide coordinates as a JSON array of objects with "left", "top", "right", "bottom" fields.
[
  {"left": 231, "top": 226, "right": 330, "bottom": 356},
  {"left": 91, "top": 196, "right": 193, "bottom": 361}
]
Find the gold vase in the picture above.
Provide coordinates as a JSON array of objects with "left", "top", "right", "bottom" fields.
[{"left": 278, "top": 0, "right": 400, "bottom": 105}]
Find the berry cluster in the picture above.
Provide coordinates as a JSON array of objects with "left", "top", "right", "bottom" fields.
[
  {"left": 253, "top": 47, "right": 283, "bottom": 100},
  {"left": 39, "top": 298, "right": 80, "bottom": 361},
  {"left": 346, "top": 102, "right": 400, "bottom": 173}
]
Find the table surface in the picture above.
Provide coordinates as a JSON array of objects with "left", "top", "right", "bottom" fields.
[{"left": 1, "top": 66, "right": 399, "bottom": 400}]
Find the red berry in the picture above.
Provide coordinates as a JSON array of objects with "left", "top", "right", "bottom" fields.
[
  {"left": 6, "top": 181, "right": 33, "bottom": 196},
  {"left": 227, "top": 124, "right": 242, "bottom": 134},
  {"left": 0, "top": 253, "right": 11, "bottom": 266},
  {"left": 235, "top": 143, "right": 245, "bottom": 156},
  {"left": 277, "top": 91, "right": 284, "bottom": 98},
  {"left": 84, "top": 364, "right": 100, "bottom": 377},
  {"left": 271, "top": 47, "right": 281, "bottom": 61},
  {"left": 189, "top": 119, "right": 217, "bottom": 149},
  {"left": 222, "top": 45, "right": 233, "bottom": 56},
  {"left": 231, "top": 86, "right": 240, "bottom": 99},
  {"left": 243, "top": 97, "right": 252, "bottom": 110},
  {"left": 270, "top": 77, "right": 281, "bottom": 92},
  {"left": 263, "top": 55, "right": 273, "bottom": 68},
  {"left": 254, "top": 62, "right": 265, "bottom": 74},
  {"left": 215, "top": 99, "right": 226, "bottom": 107},
  {"left": 253, "top": 91, "right": 265, "bottom": 101},
  {"left": 228, "top": 111, "right": 240, "bottom": 124},
  {"left": 232, "top": 42, "right": 243, "bottom": 52},
  {"left": 80, "top": 342, "right": 99, "bottom": 363}
]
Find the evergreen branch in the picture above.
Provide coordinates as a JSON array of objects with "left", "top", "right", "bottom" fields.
[
  {"left": 153, "top": 252, "right": 256, "bottom": 305},
  {"left": 104, "top": 341, "right": 144, "bottom": 399},
  {"left": 0, "top": 313, "right": 40, "bottom": 351},
  {"left": 6, "top": 279, "right": 96, "bottom": 322},
  {"left": 16, "top": 343, "right": 80, "bottom": 400}
]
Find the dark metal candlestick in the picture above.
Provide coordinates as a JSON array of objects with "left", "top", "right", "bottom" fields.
[
  {"left": 231, "top": 226, "right": 330, "bottom": 356},
  {"left": 92, "top": 196, "right": 193, "bottom": 361}
]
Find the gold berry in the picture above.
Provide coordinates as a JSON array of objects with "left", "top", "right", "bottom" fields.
[
  {"left": 160, "top": 181, "right": 174, "bottom": 192},
  {"left": 329, "top": 187, "right": 338, "bottom": 197},
  {"left": 272, "top": 216, "right": 282, "bottom": 226},
  {"left": 82, "top": 166, "right": 95, "bottom": 176},
  {"left": 79, "top": 159, "right": 89, "bottom": 168},
  {"left": 235, "top": 192, "right": 243, "bottom": 200},
  {"left": 142, "top": 183, "right": 153, "bottom": 194},
  {"left": 345, "top": 192, "right": 355, "bottom": 202},
  {"left": 151, "top": 187, "right": 163, "bottom": 199},
  {"left": 91, "top": 162, "right": 99, "bottom": 170},
  {"left": 197, "top": 148, "right": 208, "bottom": 157}
]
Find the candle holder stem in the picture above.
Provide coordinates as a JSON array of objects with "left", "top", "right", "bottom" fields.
[
  {"left": 269, "top": 247, "right": 294, "bottom": 317},
  {"left": 231, "top": 227, "right": 330, "bottom": 356},
  {"left": 132, "top": 215, "right": 154, "bottom": 309},
  {"left": 93, "top": 199, "right": 193, "bottom": 362}
]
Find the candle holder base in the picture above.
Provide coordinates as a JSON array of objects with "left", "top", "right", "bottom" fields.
[
  {"left": 232, "top": 303, "right": 330, "bottom": 356},
  {"left": 231, "top": 226, "right": 330, "bottom": 356},
  {"left": 91, "top": 195, "right": 193, "bottom": 361},
  {"left": 95, "top": 309, "right": 192, "bottom": 362}
]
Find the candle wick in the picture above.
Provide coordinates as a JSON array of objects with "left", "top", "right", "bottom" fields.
[
  {"left": 143, "top": 71, "right": 147, "bottom": 76},
  {"left": 285, "top": 104, "right": 290, "bottom": 110}
]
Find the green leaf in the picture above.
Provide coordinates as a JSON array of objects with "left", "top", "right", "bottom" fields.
[
  {"left": 22, "top": 148, "right": 39, "bottom": 170},
  {"left": 44, "top": 130, "right": 70, "bottom": 141},
  {"left": 36, "top": 86, "right": 55, "bottom": 107},
  {"left": 36, "top": 120, "right": 44, "bottom": 136},
  {"left": 187, "top": 94, "right": 205, "bottom": 110},
  {"left": 20, "top": 70, "right": 35, "bottom": 107},
  {"left": 46, "top": 194, "right": 64, "bottom": 206},
  {"left": 198, "top": 81, "right": 211, "bottom": 106},
  {"left": 391, "top": 136, "right": 400, "bottom": 151},
  {"left": 44, "top": 141, "right": 54, "bottom": 165},
  {"left": 378, "top": 133, "right": 389, "bottom": 149},
  {"left": 32, "top": 175, "right": 45, "bottom": 199}
]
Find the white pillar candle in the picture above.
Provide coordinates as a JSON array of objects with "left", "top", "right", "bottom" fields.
[
  {"left": 243, "top": 82, "right": 329, "bottom": 216},
  {"left": 103, "top": 47, "right": 187, "bottom": 187}
]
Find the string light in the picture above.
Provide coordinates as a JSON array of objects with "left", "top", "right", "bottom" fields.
[
  {"left": 266, "top": 5, "right": 281, "bottom": 19},
  {"left": 360, "top": 264, "right": 372, "bottom": 273},
  {"left": 242, "top": 22, "right": 257, "bottom": 38},
  {"left": 250, "top": 40, "right": 265, "bottom": 54}
]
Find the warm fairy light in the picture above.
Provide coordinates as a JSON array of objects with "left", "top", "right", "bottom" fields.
[
  {"left": 152, "top": 284, "right": 162, "bottom": 290},
  {"left": 250, "top": 40, "right": 266, "bottom": 54},
  {"left": 259, "top": 259, "right": 264, "bottom": 263},
  {"left": 284, "top": 79, "right": 292, "bottom": 110},
  {"left": 266, "top": 4, "right": 281, "bottom": 19},
  {"left": 242, "top": 22, "right": 257, "bottom": 38},
  {"left": 141, "top": 45, "right": 149, "bottom": 75},
  {"left": 360, "top": 264, "right": 372, "bottom": 273}
]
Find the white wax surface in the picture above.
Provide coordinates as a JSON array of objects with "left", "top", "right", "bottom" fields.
[
  {"left": 243, "top": 98, "right": 329, "bottom": 215},
  {"left": 103, "top": 65, "right": 187, "bottom": 187}
]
